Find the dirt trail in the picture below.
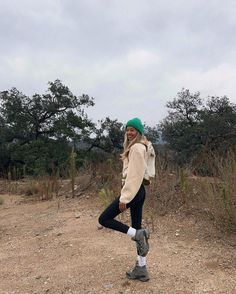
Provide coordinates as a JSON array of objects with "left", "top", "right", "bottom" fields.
[{"left": 0, "top": 193, "right": 236, "bottom": 294}]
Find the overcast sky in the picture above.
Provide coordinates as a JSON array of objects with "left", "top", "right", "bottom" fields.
[{"left": 1, "top": 0, "right": 236, "bottom": 126}]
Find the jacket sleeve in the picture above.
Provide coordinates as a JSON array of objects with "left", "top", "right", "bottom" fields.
[{"left": 119, "top": 144, "right": 147, "bottom": 204}]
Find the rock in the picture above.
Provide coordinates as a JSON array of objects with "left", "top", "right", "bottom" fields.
[
  {"left": 35, "top": 275, "right": 41, "bottom": 279},
  {"left": 97, "top": 225, "right": 103, "bottom": 230},
  {"left": 104, "top": 283, "right": 113, "bottom": 289}
]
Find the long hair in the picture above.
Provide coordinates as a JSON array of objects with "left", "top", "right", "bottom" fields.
[{"left": 120, "top": 132, "right": 145, "bottom": 160}]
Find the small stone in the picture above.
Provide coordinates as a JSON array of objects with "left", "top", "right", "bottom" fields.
[
  {"left": 35, "top": 275, "right": 41, "bottom": 279},
  {"left": 97, "top": 225, "right": 103, "bottom": 230},
  {"left": 75, "top": 214, "right": 80, "bottom": 219},
  {"left": 104, "top": 283, "right": 113, "bottom": 289}
]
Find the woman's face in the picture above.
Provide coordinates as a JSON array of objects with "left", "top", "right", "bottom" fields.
[{"left": 126, "top": 126, "right": 138, "bottom": 142}]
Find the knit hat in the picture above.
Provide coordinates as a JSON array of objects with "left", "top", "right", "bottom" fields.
[{"left": 126, "top": 117, "right": 144, "bottom": 134}]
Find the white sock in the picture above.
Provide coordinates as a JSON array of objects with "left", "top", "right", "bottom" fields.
[
  {"left": 127, "top": 227, "right": 136, "bottom": 238},
  {"left": 137, "top": 255, "right": 146, "bottom": 267}
]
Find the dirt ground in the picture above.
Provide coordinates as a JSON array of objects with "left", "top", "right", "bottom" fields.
[{"left": 0, "top": 190, "right": 236, "bottom": 294}]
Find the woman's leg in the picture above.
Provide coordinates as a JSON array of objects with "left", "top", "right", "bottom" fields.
[
  {"left": 127, "top": 185, "right": 149, "bottom": 259},
  {"left": 128, "top": 185, "right": 145, "bottom": 230},
  {"left": 98, "top": 197, "right": 129, "bottom": 234},
  {"left": 98, "top": 185, "right": 145, "bottom": 234}
]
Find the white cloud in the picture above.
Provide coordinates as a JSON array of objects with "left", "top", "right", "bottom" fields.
[
  {"left": 126, "top": 49, "right": 160, "bottom": 68},
  {"left": 5, "top": 56, "right": 29, "bottom": 74},
  {"left": 169, "top": 63, "right": 236, "bottom": 101}
]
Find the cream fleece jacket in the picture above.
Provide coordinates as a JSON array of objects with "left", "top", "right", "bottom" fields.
[{"left": 119, "top": 142, "right": 147, "bottom": 204}]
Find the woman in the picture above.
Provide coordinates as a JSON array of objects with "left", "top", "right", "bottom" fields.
[{"left": 98, "top": 117, "right": 151, "bottom": 282}]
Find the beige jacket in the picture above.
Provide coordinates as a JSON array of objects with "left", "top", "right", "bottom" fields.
[{"left": 119, "top": 142, "right": 147, "bottom": 204}]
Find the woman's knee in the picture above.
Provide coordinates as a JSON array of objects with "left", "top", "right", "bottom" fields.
[{"left": 98, "top": 213, "right": 107, "bottom": 227}]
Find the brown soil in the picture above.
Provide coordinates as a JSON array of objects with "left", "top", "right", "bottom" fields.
[{"left": 0, "top": 187, "right": 236, "bottom": 293}]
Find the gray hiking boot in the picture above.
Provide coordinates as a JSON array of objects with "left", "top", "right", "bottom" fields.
[
  {"left": 126, "top": 262, "right": 150, "bottom": 282},
  {"left": 132, "top": 229, "right": 150, "bottom": 257}
]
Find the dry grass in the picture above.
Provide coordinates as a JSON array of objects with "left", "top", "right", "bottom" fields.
[
  {"left": 16, "top": 175, "right": 60, "bottom": 201},
  {"left": 2, "top": 150, "right": 235, "bottom": 232},
  {"left": 141, "top": 151, "right": 236, "bottom": 231},
  {"left": 189, "top": 152, "right": 236, "bottom": 230}
]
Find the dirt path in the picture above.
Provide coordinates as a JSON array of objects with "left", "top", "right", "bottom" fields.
[{"left": 0, "top": 193, "right": 236, "bottom": 294}]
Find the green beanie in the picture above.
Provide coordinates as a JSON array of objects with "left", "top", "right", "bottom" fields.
[{"left": 126, "top": 117, "right": 144, "bottom": 134}]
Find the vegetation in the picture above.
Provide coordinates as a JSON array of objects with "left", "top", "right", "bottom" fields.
[
  {"left": 86, "top": 117, "right": 124, "bottom": 153},
  {"left": 1, "top": 81, "right": 235, "bottom": 230},
  {"left": 0, "top": 81, "right": 160, "bottom": 177},
  {"left": 160, "top": 89, "right": 236, "bottom": 174},
  {"left": 0, "top": 80, "right": 94, "bottom": 176}
]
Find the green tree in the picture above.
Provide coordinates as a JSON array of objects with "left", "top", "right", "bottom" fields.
[
  {"left": 144, "top": 124, "right": 160, "bottom": 143},
  {"left": 199, "top": 96, "right": 236, "bottom": 154},
  {"left": 0, "top": 80, "right": 94, "bottom": 175},
  {"left": 160, "top": 89, "right": 203, "bottom": 163},
  {"left": 160, "top": 89, "right": 236, "bottom": 167},
  {"left": 87, "top": 117, "right": 124, "bottom": 153}
]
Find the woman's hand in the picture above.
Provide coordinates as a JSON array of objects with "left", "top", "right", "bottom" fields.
[{"left": 119, "top": 202, "right": 127, "bottom": 212}]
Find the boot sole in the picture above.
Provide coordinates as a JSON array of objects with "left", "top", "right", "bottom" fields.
[{"left": 126, "top": 273, "right": 150, "bottom": 282}]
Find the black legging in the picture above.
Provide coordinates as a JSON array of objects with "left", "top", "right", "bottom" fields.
[{"left": 98, "top": 185, "right": 146, "bottom": 234}]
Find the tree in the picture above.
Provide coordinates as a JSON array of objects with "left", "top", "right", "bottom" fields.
[
  {"left": 165, "top": 89, "right": 202, "bottom": 125},
  {"left": 160, "top": 89, "right": 203, "bottom": 163},
  {"left": 199, "top": 96, "right": 236, "bottom": 154},
  {"left": 0, "top": 80, "right": 94, "bottom": 175},
  {"left": 0, "top": 80, "right": 94, "bottom": 144},
  {"left": 143, "top": 124, "right": 160, "bottom": 143},
  {"left": 160, "top": 89, "right": 236, "bottom": 168},
  {"left": 87, "top": 117, "right": 124, "bottom": 153}
]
